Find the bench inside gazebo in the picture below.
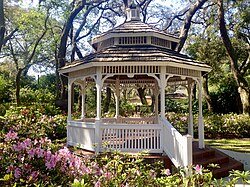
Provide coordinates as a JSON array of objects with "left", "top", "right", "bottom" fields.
[{"left": 59, "top": 2, "right": 243, "bottom": 175}]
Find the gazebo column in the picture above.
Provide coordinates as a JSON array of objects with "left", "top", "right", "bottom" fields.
[
  {"left": 160, "top": 66, "right": 166, "bottom": 117},
  {"left": 187, "top": 79, "right": 194, "bottom": 137},
  {"left": 154, "top": 85, "right": 159, "bottom": 123},
  {"left": 68, "top": 79, "right": 74, "bottom": 121},
  {"left": 95, "top": 68, "right": 102, "bottom": 153},
  {"left": 80, "top": 80, "right": 86, "bottom": 120},
  {"left": 115, "top": 78, "right": 120, "bottom": 119},
  {"left": 96, "top": 70, "right": 102, "bottom": 120},
  {"left": 198, "top": 78, "right": 205, "bottom": 149}
]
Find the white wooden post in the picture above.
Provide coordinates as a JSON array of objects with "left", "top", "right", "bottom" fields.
[
  {"left": 96, "top": 68, "right": 102, "bottom": 120},
  {"left": 154, "top": 85, "right": 159, "bottom": 123},
  {"left": 187, "top": 79, "right": 193, "bottom": 137},
  {"left": 183, "top": 135, "right": 193, "bottom": 176},
  {"left": 68, "top": 79, "right": 73, "bottom": 121},
  {"left": 160, "top": 66, "right": 166, "bottom": 118},
  {"left": 198, "top": 78, "right": 205, "bottom": 149},
  {"left": 115, "top": 78, "right": 120, "bottom": 119},
  {"left": 81, "top": 80, "right": 86, "bottom": 120},
  {"left": 95, "top": 120, "right": 101, "bottom": 153},
  {"left": 95, "top": 67, "right": 102, "bottom": 153}
]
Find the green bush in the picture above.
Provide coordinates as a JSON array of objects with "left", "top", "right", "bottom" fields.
[
  {"left": 166, "top": 112, "right": 250, "bottom": 138},
  {"left": 0, "top": 106, "right": 67, "bottom": 141}
]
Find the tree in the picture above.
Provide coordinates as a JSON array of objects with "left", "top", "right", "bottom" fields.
[
  {"left": 217, "top": 0, "right": 250, "bottom": 114},
  {"left": 3, "top": 6, "right": 50, "bottom": 105},
  {"left": 0, "top": 0, "right": 18, "bottom": 53}
]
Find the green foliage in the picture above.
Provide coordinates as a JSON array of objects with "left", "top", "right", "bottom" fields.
[
  {"left": 166, "top": 112, "right": 250, "bottom": 139},
  {"left": 0, "top": 106, "right": 66, "bottom": 140},
  {"left": 0, "top": 107, "right": 249, "bottom": 186},
  {"left": 0, "top": 74, "right": 12, "bottom": 104},
  {"left": 210, "top": 78, "right": 242, "bottom": 114}
]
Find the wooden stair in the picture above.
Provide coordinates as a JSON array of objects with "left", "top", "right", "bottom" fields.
[
  {"left": 192, "top": 141, "right": 244, "bottom": 178},
  {"left": 70, "top": 142, "right": 244, "bottom": 179}
]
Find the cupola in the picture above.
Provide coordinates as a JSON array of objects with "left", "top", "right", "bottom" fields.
[{"left": 126, "top": 1, "right": 140, "bottom": 21}]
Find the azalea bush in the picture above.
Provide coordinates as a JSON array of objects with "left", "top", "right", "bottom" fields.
[
  {"left": 1, "top": 131, "right": 249, "bottom": 186},
  {"left": 0, "top": 132, "right": 90, "bottom": 186},
  {"left": 165, "top": 112, "right": 250, "bottom": 138},
  {"left": 0, "top": 106, "right": 67, "bottom": 140},
  {"left": 0, "top": 132, "right": 247, "bottom": 186}
]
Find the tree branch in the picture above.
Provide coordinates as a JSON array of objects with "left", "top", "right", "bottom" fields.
[
  {"left": 163, "top": 8, "right": 189, "bottom": 31},
  {"left": 177, "top": 0, "right": 208, "bottom": 52}
]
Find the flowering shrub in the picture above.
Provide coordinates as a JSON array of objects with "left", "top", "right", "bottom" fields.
[
  {"left": 1, "top": 131, "right": 249, "bottom": 186},
  {"left": 0, "top": 131, "right": 90, "bottom": 186},
  {"left": 0, "top": 106, "right": 67, "bottom": 140},
  {"left": 165, "top": 112, "right": 250, "bottom": 138}
]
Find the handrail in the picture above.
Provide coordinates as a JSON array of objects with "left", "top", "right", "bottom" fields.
[{"left": 160, "top": 117, "right": 192, "bottom": 168}]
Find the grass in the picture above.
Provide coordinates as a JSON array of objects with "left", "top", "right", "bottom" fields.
[{"left": 205, "top": 139, "right": 250, "bottom": 153}]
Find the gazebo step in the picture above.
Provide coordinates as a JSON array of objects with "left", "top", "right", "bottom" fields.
[
  {"left": 193, "top": 151, "right": 229, "bottom": 167},
  {"left": 192, "top": 142, "right": 244, "bottom": 179},
  {"left": 212, "top": 157, "right": 244, "bottom": 179}
]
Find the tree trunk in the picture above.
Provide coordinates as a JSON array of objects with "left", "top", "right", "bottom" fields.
[
  {"left": 217, "top": 0, "right": 250, "bottom": 114},
  {"left": 58, "top": 3, "right": 86, "bottom": 100},
  {"left": 137, "top": 88, "right": 147, "bottom": 105},
  {"left": 203, "top": 74, "right": 213, "bottom": 112},
  {"left": 0, "top": 0, "right": 5, "bottom": 52},
  {"left": 238, "top": 87, "right": 250, "bottom": 114},
  {"left": 193, "top": 84, "right": 197, "bottom": 100},
  {"left": 15, "top": 69, "right": 22, "bottom": 106},
  {"left": 103, "top": 87, "right": 111, "bottom": 113}
]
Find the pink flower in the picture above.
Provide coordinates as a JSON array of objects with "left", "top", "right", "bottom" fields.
[
  {"left": 34, "top": 139, "right": 38, "bottom": 145},
  {"left": 149, "top": 170, "right": 156, "bottom": 179},
  {"left": 35, "top": 148, "right": 44, "bottom": 158},
  {"left": 28, "top": 149, "right": 36, "bottom": 158},
  {"left": 94, "top": 181, "right": 101, "bottom": 187},
  {"left": 164, "top": 169, "right": 171, "bottom": 176},
  {"left": 23, "top": 138, "right": 32, "bottom": 148},
  {"left": 45, "top": 154, "right": 59, "bottom": 170},
  {"left": 4, "top": 131, "right": 18, "bottom": 142},
  {"left": 105, "top": 171, "right": 113, "bottom": 180},
  {"left": 14, "top": 168, "right": 22, "bottom": 179},
  {"left": 7, "top": 165, "right": 14, "bottom": 173},
  {"left": 29, "top": 171, "right": 39, "bottom": 181},
  {"left": 195, "top": 165, "right": 202, "bottom": 175},
  {"left": 13, "top": 144, "right": 22, "bottom": 152}
]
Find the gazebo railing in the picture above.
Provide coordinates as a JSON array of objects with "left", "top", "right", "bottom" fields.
[
  {"left": 102, "top": 117, "right": 156, "bottom": 124},
  {"left": 160, "top": 117, "right": 192, "bottom": 167},
  {"left": 100, "top": 124, "right": 162, "bottom": 153},
  {"left": 67, "top": 117, "right": 192, "bottom": 168},
  {"left": 77, "top": 117, "right": 157, "bottom": 124}
]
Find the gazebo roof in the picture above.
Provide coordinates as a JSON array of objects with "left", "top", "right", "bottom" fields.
[
  {"left": 60, "top": 45, "right": 211, "bottom": 73},
  {"left": 60, "top": 6, "right": 211, "bottom": 75},
  {"left": 91, "top": 20, "right": 179, "bottom": 45}
]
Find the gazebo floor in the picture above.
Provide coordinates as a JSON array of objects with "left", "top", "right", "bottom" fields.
[{"left": 70, "top": 141, "right": 244, "bottom": 179}]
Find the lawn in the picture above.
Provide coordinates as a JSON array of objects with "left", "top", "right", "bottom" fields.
[{"left": 205, "top": 139, "right": 250, "bottom": 153}]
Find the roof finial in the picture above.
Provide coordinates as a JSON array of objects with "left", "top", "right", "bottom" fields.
[{"left": 126, "top": 0, "right": 140, "bottom": 21}]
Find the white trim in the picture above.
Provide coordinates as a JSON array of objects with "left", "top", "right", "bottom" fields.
[
  {"left": 91, "top": 31, "right": 180, "bottom": 45},
  {"left": 60, "top": 61, "right": 211, "bottom": 74}
]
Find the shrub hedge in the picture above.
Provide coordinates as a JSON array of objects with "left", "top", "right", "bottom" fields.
[{"left": 166, "top": 112, "right": 250, "bottom": 138}]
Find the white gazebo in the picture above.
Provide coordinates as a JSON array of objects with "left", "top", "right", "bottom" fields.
[{"left": 59, "top": 3, "right": 211, "bottom": 168}]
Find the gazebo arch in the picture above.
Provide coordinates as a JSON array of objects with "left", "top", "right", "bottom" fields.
[{"left": 59, "top": 3, "right": 211, "bottom": 169}]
